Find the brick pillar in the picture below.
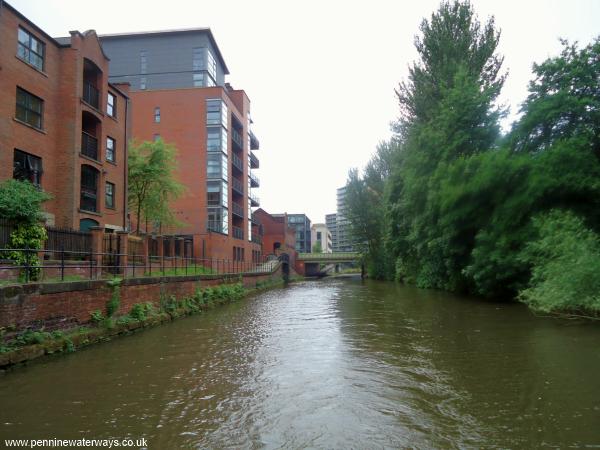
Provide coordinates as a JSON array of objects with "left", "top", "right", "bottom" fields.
[
  {"left": 117, "top": 230, "right": 129, "bottom": 275},
  {"left": 89, "top": 226, "right": 104, "bottom": 278}
]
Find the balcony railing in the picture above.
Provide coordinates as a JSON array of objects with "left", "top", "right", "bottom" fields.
[
  {"left": 207, "top": 220, "right": 227, "bottom": 235},
  {"left": 232, "top": 226, "right": 244, "bottom": 240},
  {"left": 249, "top": 172, "right": 260, "bottom": 188},
  {"left": 249, "top": 131, "right": 260, "bottom": 150},
  {"left": 232, "top": 177, "right": 244, "bottom": 196},
  {"left": 250, "top": 192, "right": 260, "bottom": 207},
  {"left": 251, "top": 233, "right": 262, "bottom": 245},
  {"left": 80, "top": 187, "right": 97, "bottom": 213},
  {"left": 232, "top": 202, "right": 244, "bottom": 218},
  {"left": 81, "top": 131, "right": 98, "bottom": 160},
  {"left": 232, "top": 153, "right": 244, "bottom": 173},
  {"left": 231, "top": 129, "right": 243, "bottom": 150},
  {"left": 83, "top": 82, "right": 99, "bottom": 109},
  {"left": 251, "top": 213, "right": 260, "bottom": 226},
  {"left": 250, "top": 152, "right": 259, "bottom": 169}
]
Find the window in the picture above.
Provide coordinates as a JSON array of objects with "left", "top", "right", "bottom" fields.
[
  {"left": 207, "top": 127, "right": 227, "bottom": 153},
  {"left": 140, "top": 50, "right": 148, "bottom": 74},
  {"left": 317, "top": 231, "right": 322, "bottom": 241},
  {"left": 13, "top": 149, "right": 42, "bottom": 187},
  {"left": 193, "top": 73, "right": 204, "bottom": 87},
  {"left": 154, "top": 107, "right": 160, "bottom": 123},
  {"left": 206, "top": 99, "right": 227, "bottom": 127},
  {"left": 153, "top": 134, "right": 161, "bottom": 142},
  {"left": 192, "top": 47, "right": 203, "bottom": 71},
  {"left": 17, "top": 27, "right": 45, "bottom": 71},
  {"left": 105, "top": 182, "right": 115, "bottom": 209},
  {"left": 207, "top": 180, "right": 228, "bottom": 207},
  {"left": 15, "top": 87, "right": 43, "bottom": 129},
  {"left": 107, "top": 93, "right": 116, "bottom": 117},
  {"left": 207, "top": 207, "right": 228, "bottom": 234},
  {"left": 207, "top": 153, "right": 228, "bottom": 180},
  {"left": 207, "top": 50, "right": 217, "bottom": 83},
  {"left": 140, "top": 77, "right": 147, "bottom": 90},
  {"left": 80, "top": 165, "right": 99, "bottom": 212},
  {"left": 106, "top": 137, "right": 116, "bottom": 162}
]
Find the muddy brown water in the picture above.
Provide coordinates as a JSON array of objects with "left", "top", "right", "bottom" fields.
[{"left": 1, "top": 277, "right": 599, "bottom": 448}]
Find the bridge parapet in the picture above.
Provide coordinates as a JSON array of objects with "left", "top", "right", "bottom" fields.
[{"left": 297, "top": 252, "right": 360, "bottom": 263}]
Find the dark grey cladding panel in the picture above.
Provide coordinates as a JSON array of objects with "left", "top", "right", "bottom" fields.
[{"left": 101, "top": 33, "right": 226, "bottom": 90}]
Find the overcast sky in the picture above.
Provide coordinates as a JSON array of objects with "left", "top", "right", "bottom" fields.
[{"left": 10, "top": 0, "right": 600, "bottom": 224}]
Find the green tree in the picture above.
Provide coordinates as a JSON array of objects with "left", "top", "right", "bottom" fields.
[
  {"left": 0, "top": 180, "right": 52, "bottom": 281},
  {"left": 312, "top": 241, "right": 323, "bottom": 253},
  {"left": 386, "top": 0, "right": 505, "bottom": 289},
  {"left": 128, "top": 139, "right": 185, "bottom": 234},
  {"left": 509, "top": 37, "right": 600, "bottom": 157},
  {"left": 345, "top": 141, "right": 396, "bottom": 279},
  {"left": 0, "top": 179, "right": 52, "bottom": 224}
]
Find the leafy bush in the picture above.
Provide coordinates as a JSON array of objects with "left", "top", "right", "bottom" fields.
[
  {"left": 518, "top": 210, "right": 600, "bottom": 315},
  {"left": 90, "top": 310, "right": 104, "bottom": 324},
  {"left": 0, "top": 179, "right": 52, "bottom": 224}
]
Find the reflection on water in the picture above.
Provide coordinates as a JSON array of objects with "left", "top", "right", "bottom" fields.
[{"left": 0, "top": 278, "right": 599, "bottom": 448}]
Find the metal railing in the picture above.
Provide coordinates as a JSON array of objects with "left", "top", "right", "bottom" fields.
[
  {"left": 82, "top": 82, "right": 99, "bottom": 109},
  {"left": 250, "top": 151, "right": 259, "bottom": 169},
  {"left": 249, "top": 171, "right": 260, "bottom": 187},
  {"left": 0, "top": 247, "right": 279, "bottom": 284},
  {"left": 232, "top": 226, "right": 244, "bottom": 240},
  {"left": 232, "top": 177, "right": 244, "bottom": 196},
  {"left": 232, "top": 202, "right": 244, "bottom": 218},
  {"left": 81, "top": 131, "right": 99, "bottom": 160},
  {"left": 232, "top": 153, "right": 244, "bottom": 172},
  {"left": 251, "top": 233, "right": 262, "bottom": 244},
  {"left": 250, "top": 192, "right": 260, "bottom": 207},
  {"left": 231, "top": 128, "right": 243, "bottom": 150}
]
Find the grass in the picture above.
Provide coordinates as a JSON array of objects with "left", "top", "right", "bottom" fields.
[{"left": 143, "top": 265, "right": 214, "bottom": 277}]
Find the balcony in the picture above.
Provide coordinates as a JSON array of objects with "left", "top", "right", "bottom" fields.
[
  {"left": 233, "top": 226, "right": 244, "bottom": 240},
  {"left": 83, "top": 82, "right": 99, "bottom": 109},
  {"left": 207, "top": 220, "right": 227, "bottom": 235},
  {"left": 251, "top": 233, "right": 262, "bottom": 245},
  {"left": 251, "top": 213, "right": 260, "bottom": 226},
  {"left": 81, "top": 131, "right": 98, "bottom": 160},
  {"left": 232, "top": 202, "right": 244, "bottom": 219},
  {"left": 249, "top": 171, "right": 260, "bottom": 188},
  {"left": 250, "top": 192, "right": 260, "bottom": 207},
  {"left": 231, "top": 128, "right": 243, "bottom": 151},
  {"left": 249, "top": 130, "right": 260, "bottom": 150},
  {"left": 250, "top": 152, "right": 259, "bottom": 169},
  {"left": 232, "top": 153, "right": 244, "bottom": 173},
  {"left": 232, "top": 177, "right": 244, "bottom": 196}
]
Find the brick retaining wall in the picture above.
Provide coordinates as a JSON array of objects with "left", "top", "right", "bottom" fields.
[{"left": 0, "top": 265, "right": 282, "bottom": 332}]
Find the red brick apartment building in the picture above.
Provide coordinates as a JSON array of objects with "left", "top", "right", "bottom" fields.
[
  {"left": 0, "top": 1, "right": 128, "bottom": 231},
  {"left": 100, "top": 29, "right": 263, "bottom": 262}
]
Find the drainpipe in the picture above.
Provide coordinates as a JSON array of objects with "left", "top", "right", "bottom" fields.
[{"left": 123, "top": 97, "right": 129, "bottom": 231}]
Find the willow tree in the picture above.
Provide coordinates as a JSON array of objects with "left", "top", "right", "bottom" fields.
[{"left": 128, "top": 139, "right": 185, "bottom": 234}]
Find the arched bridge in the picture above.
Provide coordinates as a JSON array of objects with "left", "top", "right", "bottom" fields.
[{"left": 296, "top": 252, "right": 361, "bottom": 277}]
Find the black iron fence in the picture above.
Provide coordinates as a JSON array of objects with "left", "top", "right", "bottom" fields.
[
  {"left": 0, "top": 219, "right": 14, "bottom": 248},
  {"left": 0, "top": 247, "right": 279, "bottom": 284},
  {"left": 45, "top": 226, "right": 92, "bottom": 257}
]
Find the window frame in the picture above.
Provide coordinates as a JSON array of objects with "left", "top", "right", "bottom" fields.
[
  {"left": 106, "top": 136, "right": 116, "bottom": 163},
  {"left": 107, "top": 92, "right": 117, "bottom": 118},
  {"left": 13, "top": 149, "right": 42, "bottom": 187},
  {"left": 105, "top": 182, "right": 115, "bottom": 209},
  {"left": 154, "top": 107, "right": 161, "bottom": 123},
  {"left": 17, "top": 27, "right": 45, "bottom": 71},
  {"left": 15, "top": 87, "right": 43, "bottom": 130}
]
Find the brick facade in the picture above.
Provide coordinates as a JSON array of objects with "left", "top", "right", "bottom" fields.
[{"left": 0, "top": 2, "right": 128, "bottom": 231}]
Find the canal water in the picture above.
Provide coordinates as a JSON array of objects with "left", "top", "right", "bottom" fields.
[{"left": 1, "top": 277, "right": 599, "bottom": 449}]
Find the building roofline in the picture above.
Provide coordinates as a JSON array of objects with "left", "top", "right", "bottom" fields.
[
  {"left": 98, "top": 27, "right": 230, "bottom": 75},
  {"left": 1, "top": 1, "right": 69, "bottom": 48}
]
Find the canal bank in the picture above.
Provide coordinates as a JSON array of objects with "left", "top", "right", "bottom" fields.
[
  {"left": 0, "top": 277, "right": 598, "bottom": 448},
  {"left": 0, "top": 265, "right": 285, "bottom": 370}
]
